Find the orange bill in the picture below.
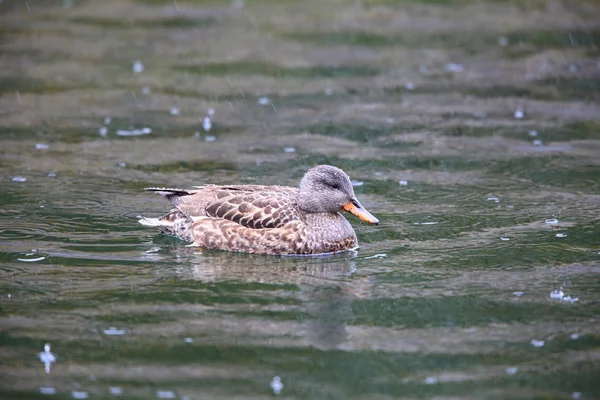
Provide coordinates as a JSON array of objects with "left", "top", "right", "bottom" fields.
[{"left": 342, "top": 198, "right": 379, "bottom": 225}]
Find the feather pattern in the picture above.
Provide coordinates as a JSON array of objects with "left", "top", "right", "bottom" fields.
[{"left": 140, "top": 166, "right": 378, "bottom": 255}]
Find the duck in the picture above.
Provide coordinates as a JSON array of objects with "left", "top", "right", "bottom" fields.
[{"left": 139, "top": 165, "right": 379, "bottom": 255}]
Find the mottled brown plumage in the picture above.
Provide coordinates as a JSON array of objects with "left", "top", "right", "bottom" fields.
[{"left": 139, "top": 165, "right": 379, "bottom": 255}]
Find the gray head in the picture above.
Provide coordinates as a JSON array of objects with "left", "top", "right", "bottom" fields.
[{"left": 297, "top": 165, "right": 379, "bottom": 224}]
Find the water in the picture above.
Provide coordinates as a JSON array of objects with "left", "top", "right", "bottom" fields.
[{"left": 1, "top": 0, "right": 600, "bottom": 398}]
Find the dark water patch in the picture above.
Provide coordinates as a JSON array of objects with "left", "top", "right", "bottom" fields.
[
  {"left": 444, "top": 121, "right": 600, "bottom": 141},
  {"left": 131, "top": 160, "right": 238, "bottom": 174},
  {"left": 305, "top": 122, "right": 417, "bottom": 144},
  {"left": 535, "top": 76, "right": 600, "bottom": 102},
  {"left": 464, "top": 76, "right": 600, "bottom": 102},
  {"left": 488, "top": 156, "right": 600, "bottom": 191},
  {"left": 505, "top": 28, "right": 600, "bottom": 50},
  {"left": 351, "top": 296, "right": 598, "bottom": 328},
  {"left": 69, "top": 16, "right": 215, "bottom": 29},
  {"left": 178, "top": 62, "right": 382, "bottom": 78},
  {"left": 0, "top": 76, "right": 62, "bottom": 95},
  {"left": 280, "top": 31, "right": 499, "bottom": 55}
]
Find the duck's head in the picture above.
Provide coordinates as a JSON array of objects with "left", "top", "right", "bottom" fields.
[{"left": 298, "top": 165, "right": 379, "bottom": 225}]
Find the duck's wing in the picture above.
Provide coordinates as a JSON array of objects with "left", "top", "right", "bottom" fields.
[{"left": 204, "top": 187, "right": 301, "bottom": 230}]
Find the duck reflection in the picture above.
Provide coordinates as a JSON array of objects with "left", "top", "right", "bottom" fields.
[{"left": 161, "top": 247, "right": 374, "bottom": 350}]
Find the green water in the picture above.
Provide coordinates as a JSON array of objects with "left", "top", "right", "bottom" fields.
[{"left": 1, "top": 0, "right": 599, "bottom": 399}]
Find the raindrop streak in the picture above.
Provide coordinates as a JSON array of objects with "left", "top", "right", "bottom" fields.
[
  {"left": 351, "top": 180, "right": 364, "bottom": 187},
  {"left": 202, "top": 117, "right": 212, "bottom": 132}
]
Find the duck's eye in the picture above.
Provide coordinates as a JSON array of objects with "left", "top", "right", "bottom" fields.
[{"left": 330, "top": 182, "right": 341, "bottom": 190}]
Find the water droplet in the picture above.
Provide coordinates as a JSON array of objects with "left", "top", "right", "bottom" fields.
[
  {"left": 572, "top": 392, "right": 582, "bottom": 399},
  {"left": 109, "top": 387, "right": 123, "bottom": 395},
  {"left": 132, "top": 60, "right": 144, "bottom": 73},
  {"left": 202, "top": 117, "right": 212, "bottom": 132},
  {"left": 570, "top": 333, "right": 580, "bottom": 340},
  {"left": 99, "top": 126, "right": 108, "bottom": 136},
  {"left": 207, "top": 107, "right": 215, "bottom": 116},
  {"left": 562, "top": 296, "right": 579, "bottom": 303},
  {"left": 512, "top": 291, "right": 524, "bottom": 297},
  {"left": 48, "top": 173, "right": 57, "bottom": 177},
  {"left": 257, "top": 96, "right": 270, "bottom": 105},
  {"left": 404, "top": 82, "right": 415, "bottom": 90},
  {"left": 103, "top": 327, "right": 126, "bottom": 336},
  {"left": 399, "top": 180, "right": 408, "bottom": 186},
  {"left": 204, "top": 135, "right": 216, "bottom": 142},
  {"left": 514, "top": 109, "right": 524, "bottom": 119},
  {"left": 141, "top": 86, "right": 151, "bottom": 95},
  {"left": 424, "top": 376, "right": 438, "bottom": 384},
  {"left": 556, "top": 233, "right": 567, "bottom": 238},
  {"left": 530, "top": 339, "right": 545, "bottom": 347},
  {"left": 184, "top": 337, "right": 194, "bottom": 343},
  {"left": 533, "top": 139, "right": 543, "bottom": 146},
  {"left": 528, "top": 130, "right": 538, "bottom": 137},
  {"left": 71, "top": 390, "right": 88, "bottom": 399},
  {"left": 500, "top": 237, "right": 510, "bottom": 241},
  {"left": 38, "top": 344, "right": 56, "bottom": 374},
  {"left": 170, "top": 107, "right": 180, "bottom": 116},
  {"left": 487, "top": 197, "right": 500, "bottom": 202},
  {"left": 156, "top": 390, "right": 176, "bottom": 399},
  {"left": 445, "top": 63, "right": 464, "bottom": 72},
  {"left": 40, "top": 387, "right": 57, "bottom": 395},
  {"left": 270, "top": 376, "right": 283, "bottom": 395},
  {"left": 104, "top": 117, "right": 111, "bottom": 125},
  {"left": 506, "top": 367, "right": 518, "bottom": 375},
  {"left": 545, "top": 218, "right": 559, "bottom": 225},
  {"left": 35, "top": 143, "right": 50, "bottom": 150},
  {"left": 351, "top": 180, "right": 364, "bottom": 187},
  {"left": 498, "top": 36, "right": 509, "bottom": 46},
  {"left": 550, "top": 289, "right": 564, "bottom": 300},
  {"left": 12, "top": 176, "right": 27, "bottom": 182},
  {"left": 283, "top": 147, "right": 296, "bottom": 153}
]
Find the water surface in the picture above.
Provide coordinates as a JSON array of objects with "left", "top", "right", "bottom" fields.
[{"left": 1, "top": 0, "right": 599, "bottom": 399}]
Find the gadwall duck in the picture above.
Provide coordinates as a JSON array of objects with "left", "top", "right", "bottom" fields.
[{"left": 139, "top": 165, "right": 379, "bottom": 255}]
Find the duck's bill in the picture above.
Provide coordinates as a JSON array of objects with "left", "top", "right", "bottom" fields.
[{"left": 342, "top": 199, "right": 379, "bottom": 225}]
